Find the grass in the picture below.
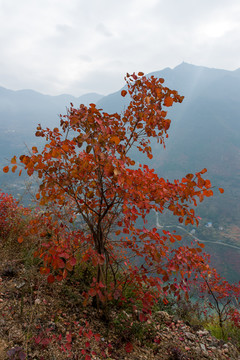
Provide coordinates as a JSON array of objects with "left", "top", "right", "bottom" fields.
[{"left": 205, "top": 317, "right": 240, "bottom": 348}]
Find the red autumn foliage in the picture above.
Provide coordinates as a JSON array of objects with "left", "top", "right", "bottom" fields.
[
  {"left": 0, "top": 191, "right": 30, "bottom": 240},
  {"left": 3, "top": 73, "right": 216, "bottom": 296}
]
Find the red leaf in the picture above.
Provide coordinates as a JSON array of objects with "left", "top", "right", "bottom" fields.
[
  {"left": 163, "top": 275, "right": 169, "bottom": 282},
  {"left": 219, "top": 188, "right": 224, "bottom": 194},
  {"left": 69, "top": 257, "right": 77, "bottom": 266},
  {"left": 125, "top": 342, "right": 133, "bottom": 353},
  {"left": 121, "top": 90, "right": 127, "bottom": 97},
  {"left": 139, "top": 312, "right": 147, "bottom": 322},
  {"left": 88, "top": 288, "right": 96, "bottom": 297},
  {"left": 94, "top": 333, "right": 101, "bottom": 342},
  {"left": 47, "top": 274, "right": 55, "bottom": 284},
  {"left": 66, "top": 333, "right": 72, "bottom": 343}
]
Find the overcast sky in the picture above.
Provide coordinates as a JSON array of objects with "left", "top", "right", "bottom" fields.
[{"left": 0, "top": 0, "right": 240, "bottom": 96}]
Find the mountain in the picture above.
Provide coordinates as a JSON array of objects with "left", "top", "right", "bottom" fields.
[
  {"left": 0, "top": 86, "right": 104, "bottom": 131},
  {"left": 0, "top": 87, "right": 104, "bottom": 163},
  {"left": 0, "top": 63, "right": 239, "bottom": 282}
]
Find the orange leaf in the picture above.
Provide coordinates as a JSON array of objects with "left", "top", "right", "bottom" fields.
[
  {"left": 121, "top": 90, "right": 127, "bottom": 97},
  {"left": 66, "top": 262, "right": 73, "bottom": 271},
  {"left": 219, "top": 188, "right": 224, "bottom": 194},
  {"left": 36, "top": 193, "right": 40, "bottom": 200},
  {"left": 164, "top": 96, "right": 173, "bottom": 107},
  {"left": 18, "top": 236, "right": 24, "bottom": 243},
  {"left": 186, "top": 173, "right": 194, "bottom": 180},
  {"left": 40, "top": 267, "right": 50, "bottom": 275},
  {"left": 11, "top": 156, "right": 17, "bottom": 164},
  {"left": 164, "top": 119, "right": 171, "bottom": 130},
  {"left": 12, "top": 165, "right": 17, "bottom": 173},
  {"left": 3, "top": 166, "right": 9, "bottom": 173},
  {"left": 111, "top": 136, "right": 120, "bottom": 145},
  {"left": 86, "top": 145, "right": 92, "bottom": 153}
]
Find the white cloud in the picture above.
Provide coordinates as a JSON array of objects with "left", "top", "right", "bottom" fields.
[{"left": 0, "top": 0, "right": 239, "bottom": 96}]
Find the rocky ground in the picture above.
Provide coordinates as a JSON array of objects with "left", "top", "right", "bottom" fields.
[{"left": 0, "top": 258, "right": 239, "bottom": 359}]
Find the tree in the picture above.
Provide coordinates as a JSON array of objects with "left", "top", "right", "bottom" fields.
[
  {"left": 197, "top": 259, "right": 240, "bottom": 336},
  {"left": 6, "top": 72, "right": 219, "bottom": 314},
  {"left": 0, "top": 190, "right": 29, "bottom": 241}
]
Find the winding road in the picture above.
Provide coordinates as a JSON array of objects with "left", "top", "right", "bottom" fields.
[{"left": 155, "top": 212, "right": 240, "bottom": 251}]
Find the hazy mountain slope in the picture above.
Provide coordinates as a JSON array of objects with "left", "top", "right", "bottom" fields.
[
  {"left": 0, "top": 88, "right": 104, "bottom": 161},
  {"left": 95, "top": 63, "right": 240, "bottom": 184},
  {"left": 0, "top": 87, "right": 104, "bottom": 131}
]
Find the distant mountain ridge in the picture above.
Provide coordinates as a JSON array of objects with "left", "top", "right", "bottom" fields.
[
  {"left": 0, "top": 87, "right": 104, "bottom": 162},
  {"left": 0, "top": 86, "right": 104, "bottom": 131},
  {"left": 97, "top": 62, "right": 240, "bottom": 111},
  {"left": 1, "top": 62, "right": 239, "bottom": 186}
]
